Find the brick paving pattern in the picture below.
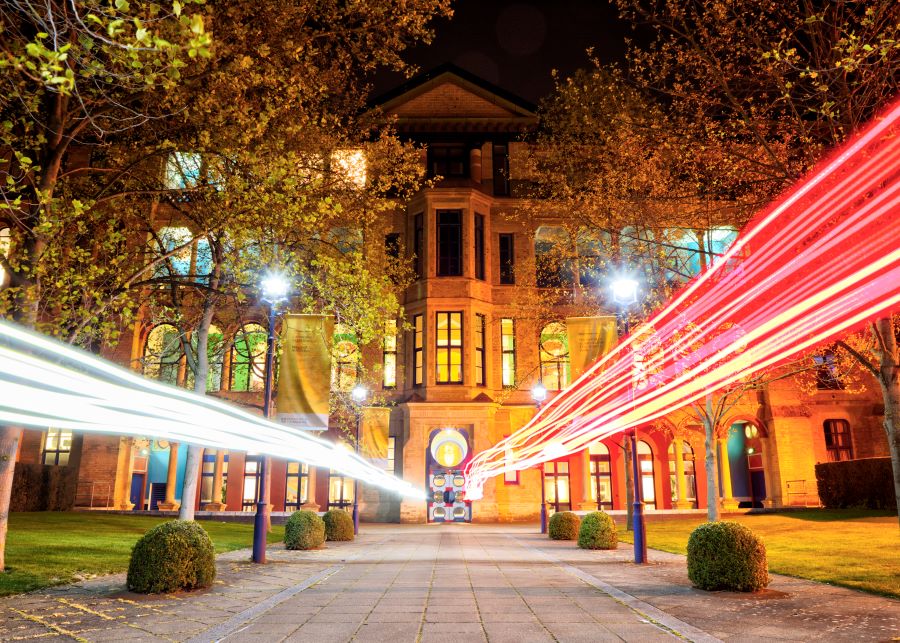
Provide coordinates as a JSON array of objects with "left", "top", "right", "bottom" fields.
[{"left": 1, "top": 524, "right": 898, "bottom": 642}]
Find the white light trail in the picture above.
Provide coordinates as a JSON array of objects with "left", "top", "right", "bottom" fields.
[{"left": 0, "top": 321, "right": 425, "bottom": 500}]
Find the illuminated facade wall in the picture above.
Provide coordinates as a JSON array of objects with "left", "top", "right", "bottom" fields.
[{"left": 9, "top": 67, "right": 892, "bottom": 519}]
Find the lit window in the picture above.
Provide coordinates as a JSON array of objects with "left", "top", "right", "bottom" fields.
[
  {"left": 436, "top": 312, "right": 463, "bottom": 384},
  {"left": 164, "top": 152, "right": 202, "bottom": 190},
  {"left": 589, "top": 442, "right": 613, "bottom": 510},
  {"left": 285, "top": 461, "right": 309, "bottom": 510},
  {"left": 501, "top": 318, "right": 516, "bottom": 387},
  {"left": 637, "top": 440, "right": 656, "bottom": 509},
  {"left": 383, "top": 320, "right": 397, "bottom": 389},
  {"left": 544, "top": 460, "right": 570, "bottom": 512},
  {"left": 332, "top": 324, "right": 360, "bottom": 392},
  {"left": 539, "top": 322, "right": 570, "bottom": 391},
  {"left": 230, "top": 324, "right": 267, "bottom": 392},
  {"left": 824, "top": 419, "right": 853, "bottom": 462},
  {"left": 0, "top": 227, "right": 10, "bottom": 287},
  {"left": 667, "top": 441, "right": 697, "bottom": 507},
  {"left": 328, "top": 471, "right": 354, "bottom": 510},
  {"left": 474, "top": 313, "right": 486, "bottom": 386},
  {"left": 143, "top": 324, "right": 182, "bottom": 385},
  {"left": 153, "top": 227, "right": 194, "bottom": 278},
  {"left": 332, "top": 149, "right": 367, "bottom": 188},
  {"left": 200, "top": 451, "right": 228, "bottom": 504},
  {"left": 386, "top": 437, "right": 396, "bottom": 474},
  {"left": 42, "top": 428, "right": 73, "bottom": 466},
  {"left": 242, "top": 456, "right": 262, "bottom": 511},
  {"left": 413, "top": 314, "right": 424, "bottom": 387},
  {"left": 185, "top": 325, "right": 224, "bottom": 392},
  {"left": 503, "top": 444, "right": 518, "bottom": 484}
]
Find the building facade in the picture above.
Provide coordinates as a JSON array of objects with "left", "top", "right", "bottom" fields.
[{"left": 7, "top": 66, "right": 891, "bottom": 520}]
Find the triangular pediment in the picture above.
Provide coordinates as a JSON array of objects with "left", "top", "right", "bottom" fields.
[{"left": 373, "top": 65, "right": 536, "bottom": 132}]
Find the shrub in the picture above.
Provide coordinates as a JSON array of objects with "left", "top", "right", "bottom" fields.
[
  {"left": 815, "top": 457, "right": 896, "bottom": 511},
  {"left": 578, "top": 511, "right": 618, "bottom": 550},
  {"left": 323, "top": 509, "right": 355, "bottom": 541},
  {"left": 127, "top": 520, "right": 216, "bottom": 594},
  {"left": 548, "top": 511, "right": 581, "bottom": 540},
  {"left": 687, "top": 521, "right": 769, "bottom": 592},
  {"left": 284, "top": 510, "right": 326, "bottom": 550}
]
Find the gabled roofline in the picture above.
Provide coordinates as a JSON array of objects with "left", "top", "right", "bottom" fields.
[{"left": 371, "top": 63, "right": 537, "bottom": 117}]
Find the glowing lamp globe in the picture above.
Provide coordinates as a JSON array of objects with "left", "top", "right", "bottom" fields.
[
  {"left": 260, "top": 273, "right": 290, "bottom": 303},
  {"left": 351, "top": 384, "right": 368, "bottom": 404},
  {"left": 531, "top": 382, "right": 548, "bottom": 403},
  {"left": 611, "top": 278, "right": 639, "bottom": 306}
]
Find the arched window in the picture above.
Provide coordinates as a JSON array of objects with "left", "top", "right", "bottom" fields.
[
  {"left": 535, "top": 226, "right": 573, "bottom": 288},
  {"left": 332, "top": 323, "right": 359, "bottom": 391},
  {"left": 230, "top": 323, "right": 267, "bottom": 392},
  {"left": 0, "top": 226, "right": 10, "bottom": 287},
  {"left": 589, "top": 442, "right": 613, "bottom": 510},
  {"left": 668, "top": 440, "right": 697, "bottom": 508},
  {"left": 637, "top": 440, "right": 656, "bottom": 509},
  {"left": 185, "top": 324, "right": 225, "bottom": 392},
  {"left": 143, "top": 324, "right": 182, "bottom": 385},
  {"left": 540, "top": 322, "right": 570, "bottom": 391},
  {"left": 576, "top": 230, "right": 611, "bottom": 288}
]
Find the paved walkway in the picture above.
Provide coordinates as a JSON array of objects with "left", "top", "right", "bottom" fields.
[{"left": 1, "top": 524, "right": 898, "bottom": 642}]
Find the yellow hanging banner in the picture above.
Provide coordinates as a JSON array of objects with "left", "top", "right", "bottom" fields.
[
  {"left": 360, "top": 407, "right": 392, "bottom": 469},
  {"left": 566, "top": 316, "right": 618, "bottom": 380},
  {"left": 276, "top": 314, "right": 334, "bottom": 430}
]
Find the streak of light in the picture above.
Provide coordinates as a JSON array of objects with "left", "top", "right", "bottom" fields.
[
  {"left": 0, "top": 321, "right": 425, "bottom": 500},
  {"left": 465, "top": 98, "right": 900, "bottom": 499}
]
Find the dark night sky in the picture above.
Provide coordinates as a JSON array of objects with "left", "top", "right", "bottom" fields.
[{"left": 371, "top": 0, "right": 630, "bottom": 106}]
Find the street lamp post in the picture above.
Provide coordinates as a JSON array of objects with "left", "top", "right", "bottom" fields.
[
  {"left": 351, "top": 384, "right": 367, "bottom": 536},
  {"left": 253, "top": 273, "right": 289, "bottom": 565},
  {"left": 611, "top": 277, "right": 647, "bottom": 564},
  {"left": 532, "top": 382, "right": 548, "bottom": 534}
]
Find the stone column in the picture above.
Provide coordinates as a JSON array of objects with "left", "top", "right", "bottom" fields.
[
  {"left": 113, "top": 436, "right": 136, "bottom": 510},
  {"left": 718, "top": 439, "right": 739, "bottom": 512},
  {"left": 673, "top": 441, "right": 693, "bottom": 509},
  {"left": 301, "top": 466, "right": 320, "bottom": 511},
  {"left": 576, "top": 449, "right": 596, "bottom": 511},
  {"left": 203, "top": 450, "right": 226, "bottom": 511},
  {"left": 470, "top": 148, "right": 482, "bottom": 183},
  {"left": 157, "top": 442, "right": 181, "bottom": 511},
  {"left": 760, "top": 437, "right": 775, "bottom": 508}
]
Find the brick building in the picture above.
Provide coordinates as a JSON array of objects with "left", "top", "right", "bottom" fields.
[{"left": 7, "top": 65, "right": 891, "bottom": 520}]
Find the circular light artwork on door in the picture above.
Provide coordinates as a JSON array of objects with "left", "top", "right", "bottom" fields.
[{"left": 429, "top": 429, "right": 469, "bottom": 468}]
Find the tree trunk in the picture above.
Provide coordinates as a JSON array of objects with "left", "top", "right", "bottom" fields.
[
  {"left": 703, "top": 395, "right": 720, "bottom": 522},
  {"left": 873, "top": 318, "right": 900, "bottom": 527},
  {"left": 178, "top": 304, "right": 214, "bottom": 522},
  {"left": 622, "top": 441, "right": 634, "bottom": 530},
  {"left": 0, "top": 427, "right": 23, "bottom": 571}
]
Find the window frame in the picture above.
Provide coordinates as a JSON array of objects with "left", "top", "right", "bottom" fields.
[
  {"left": 41, "top": 428, "right": 73, "bottom": 466},
  {"left": 498, "top": 233, "right": 515, "bottom": 284},
  {"left": 413, "top": 314, "right": 424, "bottom": 387},
  {"left": 284, "top": 461, "right": 309, "bottom": 510},
  {"left": 474, "top": 313, "right": 486, "bottom": 386},
  {"left": 383, "top": 319, "right": 398, "bottom": 390},
  {"left": 823, "top": 419, "right": 853, "bottom": 462},
  {"left": 413, "top": 213, "right": 424, "bottom": 279},
  {"left": 436, "top": 210, "right": 463, "bottom": 277},
  {"left": 500, "top": 317, "right": 516, "bottom": 387},
  {"left": 474, "top": 213, "right": 485, "bottom": 281},
  {"left": 435, "top": 311, "right": 464, "bottom": 384}
]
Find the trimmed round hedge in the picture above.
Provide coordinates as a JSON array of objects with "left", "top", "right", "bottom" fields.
[
  {"left": 323, "top": 509, "right": 355, "bottom": 541},
  {"left": 687, "top": 521, "right": 769, "bottom": 592},
  {"left": 578, "top": 511, "right": 618, "bottom": 550},
  {"left": 284, "top": 509, "right": 326, "bottom": 550},
  {"left": 127, "top": 520, "right": 216, "bottom": 594},
  {"left": 548, "top": 511, "right": 581, "bottom": 540}
]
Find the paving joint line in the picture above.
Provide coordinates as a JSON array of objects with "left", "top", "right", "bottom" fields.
[
  {"left": 185, "top": 536, "right": 393, "bottom": 643},
  {"left": 509, "top": 536, "right": 722, "bottom": 643},
  {"left": 415, "top": 531, "right": 441, "bottom": 643}
]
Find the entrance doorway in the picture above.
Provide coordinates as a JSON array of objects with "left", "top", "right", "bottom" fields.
[{"left": 427, "top": 428, "right": 472, "bottom": 522}]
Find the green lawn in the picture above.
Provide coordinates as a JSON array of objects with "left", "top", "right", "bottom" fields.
[
  {"left": 0, "top": 512, "right": 285, "bottom": 596},
  {"left": 618, "top": 510, "right": 900, "bottom": 598}
]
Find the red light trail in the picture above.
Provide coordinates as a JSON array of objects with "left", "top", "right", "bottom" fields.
[{"left": 465, "top": 99, "right": 900, "bottom": 500}]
